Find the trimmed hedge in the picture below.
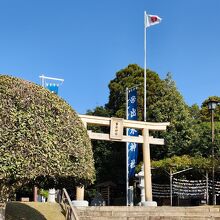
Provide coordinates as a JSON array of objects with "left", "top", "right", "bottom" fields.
[{"left": 0, "top": 75, "right": 95, "bottom": 200}]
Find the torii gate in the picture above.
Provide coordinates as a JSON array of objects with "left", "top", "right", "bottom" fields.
[{"left": 79, "top": 114, "right": 169, "bottom": 206}]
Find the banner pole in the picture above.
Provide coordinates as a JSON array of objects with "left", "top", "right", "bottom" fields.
[{"left": 126, "top": 87, "right": 129, "bottom": 206}]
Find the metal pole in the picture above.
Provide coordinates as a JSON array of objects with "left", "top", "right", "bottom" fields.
[
  {"left": 170, "top": 170, "right": 173, "bottom": 206},
  {"left": 206, "top": 171, "right": 209, "bottom": 205},
  {"left": 39, "top": 74, "right": 64, "bottom": 88},
  {"left": 144, "top": 11, "right": 147, "bottom": 122},
  {"left": 168, "top": 167, "right": 192, "bottom": 206},
  {"left": 126, "top": 88, "right": 129, "bottom": 206},
  {"left": 39, "top": 75, "right": 64, "bottom": 83},
  {"left": 40, "top": 74, "right": 45, "bottom": 87},
  {"left": 211, "top": 109, "right": 216, "bottom": 205}
]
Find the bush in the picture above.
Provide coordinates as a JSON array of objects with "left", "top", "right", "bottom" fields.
[{"left": 0, "top": 75, "right": 95, "bottom": 201}]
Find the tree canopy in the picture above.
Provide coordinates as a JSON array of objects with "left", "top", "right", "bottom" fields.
[
  {"left": 0, "top": 75, "right": 95, "bottom": 201},
  {"left": 188, "top": 96, "right": 220, "bottom": 159},
  {"left": 87, "top": 64, "right": 197, "bottom": 186},
  {"left": 88, "top": 65, "right": 220, "bottom": 181},
  {"left": 106, "top": 64, "right": 194, "bottom": 159}
]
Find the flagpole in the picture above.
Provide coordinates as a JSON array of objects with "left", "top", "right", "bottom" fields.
[
  {"left": 126, "top": 87, "right": 129, "bottom": 206},
  {"left": 144, "top": 11, "right": 147, "bottom": 122}
]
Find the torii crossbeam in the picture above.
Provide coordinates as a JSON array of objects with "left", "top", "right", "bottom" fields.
[{"left": 79, "top": 114, "right": 169, "bottom": 206}]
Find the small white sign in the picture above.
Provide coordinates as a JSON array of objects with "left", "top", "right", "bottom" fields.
[{"left": 110, "top": 117, "right": 124, "bottom": 140}]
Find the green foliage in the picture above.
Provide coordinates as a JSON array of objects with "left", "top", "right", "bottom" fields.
[
  {"left": 200, "top": 96, "right": 220, "bottom": 122},
  {"left": 188, "top": 96, "right": 220, "bottom": 162},
  {"left": 106, "top": 65, "right": 194, "bottom": 159},
  {"left": 0, "top": 75, "right": 95, "bottom": 201},
  {"left": 150, "top": 73, "right": 194, "bottom": 158},
  {"left": 151, "top": 155, "right": 212, "bottom": 172},
  {"left": 88, "top": 64, "right": 196, "bottom": 188},
  {"left": 38, "top": 189, "right": 49, "bottom": 199},
  {"left": 106, "top": 64, "right": 162, "bottom": 120},
  {"left": 88, "top": 65, "right": 220, "bottom": 188},
  {"left": 189, "top": 104, "right": 201, "bottom": 123}
]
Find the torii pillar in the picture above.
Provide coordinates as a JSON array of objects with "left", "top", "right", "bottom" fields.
[{"left": 142, "top": 128, "right": 155, "bottom": 206}]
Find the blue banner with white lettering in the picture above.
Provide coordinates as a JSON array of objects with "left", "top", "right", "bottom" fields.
[
  {"left": 127, "top": 88, "right": 138, "bottom": 178},
  {"left": 46, "top": 83, "right": 59, "bottom": 94}
]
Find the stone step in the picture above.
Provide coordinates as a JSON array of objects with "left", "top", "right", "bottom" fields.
[
  {"left": 79, "top": 217, "right": 214, "bottom": 220},
  {"left": 76, "top": 206, "right": 220, "bottom": 212},
  {"left": 78, "top": 211, "right": 219, "bottom": 217},
  {"left": 75, "top": 206, "right": 220, "bottom": 220}
]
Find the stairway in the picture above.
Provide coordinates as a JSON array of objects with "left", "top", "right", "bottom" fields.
[{"left": 75, "top": 206, "right": 220, "bottom": 220}]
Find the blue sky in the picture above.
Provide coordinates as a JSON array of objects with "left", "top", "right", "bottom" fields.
[{"left": 0, "top": 0, "right": 220, "bottom": 114}]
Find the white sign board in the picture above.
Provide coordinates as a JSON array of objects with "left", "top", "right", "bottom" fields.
[{"left": 110, "top": 117, "right": 124, "bottom": 140}]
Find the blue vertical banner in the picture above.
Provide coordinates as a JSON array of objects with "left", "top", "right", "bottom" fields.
[
  {"left": 46, "top": 83, "right": 59, "bottom": 94},
  {"left": 127, "top": 88, "right": 138, "bottom": 178}
]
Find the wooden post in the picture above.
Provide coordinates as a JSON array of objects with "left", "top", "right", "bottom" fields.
[
  {"left": 33, "top": 186, "right": 38, "bottom": 202},
  {"left": 107, "top": 186, "right": 110, "bottom": 205},
  {"left": 142, "top": 128, "right": 152, "bottom": 201},
  {"left": 76, "top": 186, "right": 84, "bottom": 201}
]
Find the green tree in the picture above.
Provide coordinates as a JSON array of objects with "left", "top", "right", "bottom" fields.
[
  {"left": 0, "top": 75, "right": 95, "bottom": 201},
  {"left": 150, "top": 73, "right": 194, "bottom": 158},
  {"left": 106, "top": 64, "right": 163, "bottom": 120},
  {"left": 107, "top": 65, "right": 194, "bottom": 159},
  {"left": 200, "top": 96, "right": 220, "bottom": 122},
  {"left": 189, "top": 96, "right": 220, "bottom": 159},
  {"left": 189, "top": 104, "right": 201, "bottom": 123},
  {"left": 151, "top": 155, "right": 212, "bottom": 172},
  {"left": 88, "top": 64, "right": 195, "bottom": 187}
]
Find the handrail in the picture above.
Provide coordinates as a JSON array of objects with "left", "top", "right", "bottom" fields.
[{"left": 60, "top": 188, "right": 79, "bottom": 220}]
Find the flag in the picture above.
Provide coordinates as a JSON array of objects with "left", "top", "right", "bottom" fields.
[
  {"left": 127, "top": 87, "right": 139, "bottom": 178},
  {"left": 127, "top": 129, "right": 138, "bottom": 178},
  {"left": 46, "top": 83, "right": 59, "bottom": 94},
  {"left": 145, "top": 12, "right": 162, "bottom": 28}
]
